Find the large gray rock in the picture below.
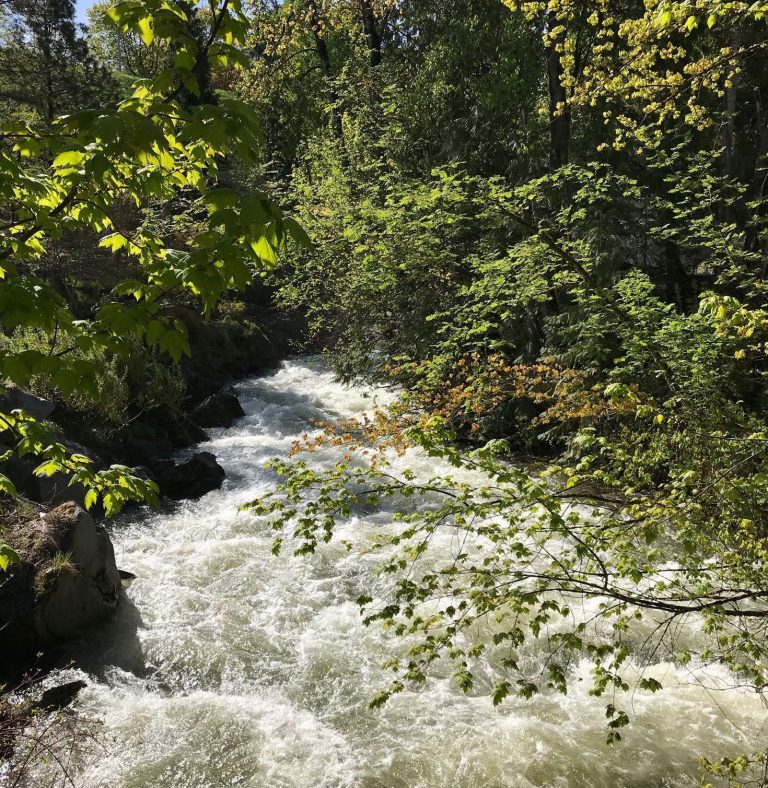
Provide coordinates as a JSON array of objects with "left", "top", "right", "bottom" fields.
[
  {"left": 2, "top": 440, "right": 96, "bottom": 509},
  {"left": 33, "top": 503, "right": 122, "bottom": 644},
  {"left": 0, "top": 502, "right": 122, "bottom": 669},
  {"left": 0, "top": 385, "right": 56, "bottom": 420}
]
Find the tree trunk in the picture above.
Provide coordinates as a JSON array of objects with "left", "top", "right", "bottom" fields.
[
  {"left": 42, "top": 4, "right": 54, "bottom": 127},
  {"left": 663, "top": 240, "right": 690, "bottom": 309},
  {"left": 545, "top": 14, "right": 569, "bottom": 170},
  {"left": 308, "top": 1, "right": 349, "bottom": 168},
  {"left": 744, "top": 87, "right": 768, "bottom": 256},
  {"left": 722, "top": 31, "right": 739, "bottom": 177},
  {"left": 361, "top": 0, "right": 382, "bottom": 67},
  {"left": 360, "top": 0, "right": 383, "bottom": 118}
]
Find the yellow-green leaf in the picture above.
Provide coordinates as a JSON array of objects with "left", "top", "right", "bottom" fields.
[{"left": 138, "top": 16, "right": 154, "bottom": 45}]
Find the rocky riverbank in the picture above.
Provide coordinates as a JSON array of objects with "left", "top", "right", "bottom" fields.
[
  {"left": 0, "top": 308, "right": 306, "bottom": 680},
  {"left": 3, "top": 308, "right": 303, "bottom": 505}
]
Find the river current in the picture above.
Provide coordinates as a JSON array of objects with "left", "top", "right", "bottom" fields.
[{"left": 26, "top": 358, "right": 767, "bottom": 787}]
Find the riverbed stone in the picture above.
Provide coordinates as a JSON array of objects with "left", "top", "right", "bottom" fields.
[
  {"left": 0, "top": 384, "right": 56, "bottom": 420},
  {"left": 191, "top": 387, "right": 245, "bottom": 428},
  {"left": 0, "top": 503, "right": 122, "bottom": 668},
  {"left": 33, "top": 503, "right": 122, "bottom": 644},
  {"left": 154, "top": 451, "right": 226, "bottom": 499},
  {"left": 31, "top": 680, "right": 87, "bottom": 712},
  {"left": 1, "top": 439, "right": 97, "bottom": 509}
]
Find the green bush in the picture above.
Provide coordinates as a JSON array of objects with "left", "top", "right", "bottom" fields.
[
  {"left": 3, "top": 327, "right": 130, "bottom": 424},
  {"left": 3, "top": 327, "right": 186, "bottom": 426}
]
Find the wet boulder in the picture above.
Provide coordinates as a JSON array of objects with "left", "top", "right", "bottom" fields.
[
  {"left": 154, "top": 451, "right": 225, "bottom": 500},
  {"left": 181, "top": 321, "right": 279, "bottom": 403},
  {"left": 122, "top": 410, "right": 208, "bottom": 466},
  {"left": 118, "top": 569, "right": 137, "bottom": 588},
  {"left": 33, "top": 504, "right": 122, "bottom": 644},
  {"left": 191, "top": 388, "right": 245, "bottom": 429},
  {"left": 31, "top": 680, "right": 87, "bottom": 712},
  {"left": 0, "top": 503, "right": 122, "bottom": 666}
]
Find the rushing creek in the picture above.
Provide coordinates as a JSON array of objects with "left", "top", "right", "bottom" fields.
[{"left": 27, "top": 358, "right": 767, "bottom": 787}]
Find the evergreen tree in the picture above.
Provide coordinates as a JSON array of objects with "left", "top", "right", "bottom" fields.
[{"left": 0, "top": 0, "right": 116, "bottom": 125}]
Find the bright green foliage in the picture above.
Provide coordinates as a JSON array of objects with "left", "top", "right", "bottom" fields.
[
  {"left": 245, "top": 296, "right": 768, "bottom": 750},
  {"left": 0, "top": 541, "right": 20, "bottom": 570},
  {"left": 87, "top": 0, "right": 171, "bottom": 79},
  {"left": 2, "top": 0, "right": 768, "bottom": 774},
  {"left": 0, "top": 0, "right": 118, "bottom": 126},
  {"left": 279, "top": 164, "right": 510, "bottom": 378},
  {"left": 237, "top": 0, "right": 544, "bottom": 177},
  {"left": 5, "top": 327, "right": 132, "bottom": 423},
  {"left": 0, "top": 0, "right": 306, "bottom": 524}
]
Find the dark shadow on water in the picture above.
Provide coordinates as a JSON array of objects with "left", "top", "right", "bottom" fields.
[
  {"left": 53, "top": 591, "right": 147, "bottom": 679},
  {"left": 0, "top": 592, "right": 149, "bottom": 691}
]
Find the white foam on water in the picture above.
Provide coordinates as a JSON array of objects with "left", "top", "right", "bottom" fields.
[{"left": 22, "top": 358, "right": 768, "bottom": 788}]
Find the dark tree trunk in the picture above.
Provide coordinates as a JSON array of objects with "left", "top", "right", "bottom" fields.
[
  {"left": 360, "top": 0, "right": 383, "bottom": 118},
  {"left": 663, "top": 240, "right": 690, "bottom": 309},
  {"left": 722, "top": 81, "right": 737, "bottom": 176},
  {"left": 545, "top": 14, "right": 570, "bottom": 170},
  {"left": 744, "top": 87, "right": 768, "bottom": 257},
  {"left": 41, "top": 4, "right": 54, "bottom": 127},
  {"left": 361, "top": 0, "right": 382, "bottom": 67},
  {"left": 721, "top": 31, "right": 739, "bottom": 177},
  {"left": 308, "top": 1, "right": 349, "bottom": 168}
]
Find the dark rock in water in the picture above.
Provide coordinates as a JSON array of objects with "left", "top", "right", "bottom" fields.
[
  {"left": 154, "top": 410, "right": 208, "bottom": 447},
  {"left": 181, "top": 416, "right": 210, "bottom": 443},
  {"left": 0, "top": 561, "right": 38, "bottom": 671},
  {"left": 32, "top": 680, "right": 87, "bottom": 712},
  {"left": 0, "top": 385, "right": 56, "bottom": 421},
  {"left": 130, "top": 466, "right": 154, "bottom": 483},
  {"left": 0, "top": 503, "right": 122, "bottom": 665},
  {"left": 181, "top": 321, "right": 280, "bottom": 404},
  {"left": 154, "top": 451, "right": 225, "bottom": 500},
  {"left": 122, "top": 435, "right": 174, "bottom": 467},
  {"left": 118, "top": 569, "right": 137, "bottom": 588},
  {"left": 191, "top": 387, "right": 245, "bottom": 429},
  {"left": 119, "top": 413, "right": 208, "bottom": 467}
]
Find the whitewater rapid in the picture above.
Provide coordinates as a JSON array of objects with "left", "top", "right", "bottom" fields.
[{"left": 26, "top": 358, "right": 767, "bottom": 787}]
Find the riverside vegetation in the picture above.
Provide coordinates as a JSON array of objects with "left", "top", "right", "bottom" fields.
[{"left": 2, "top": 0, "right": 768, "bottom": 784}]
